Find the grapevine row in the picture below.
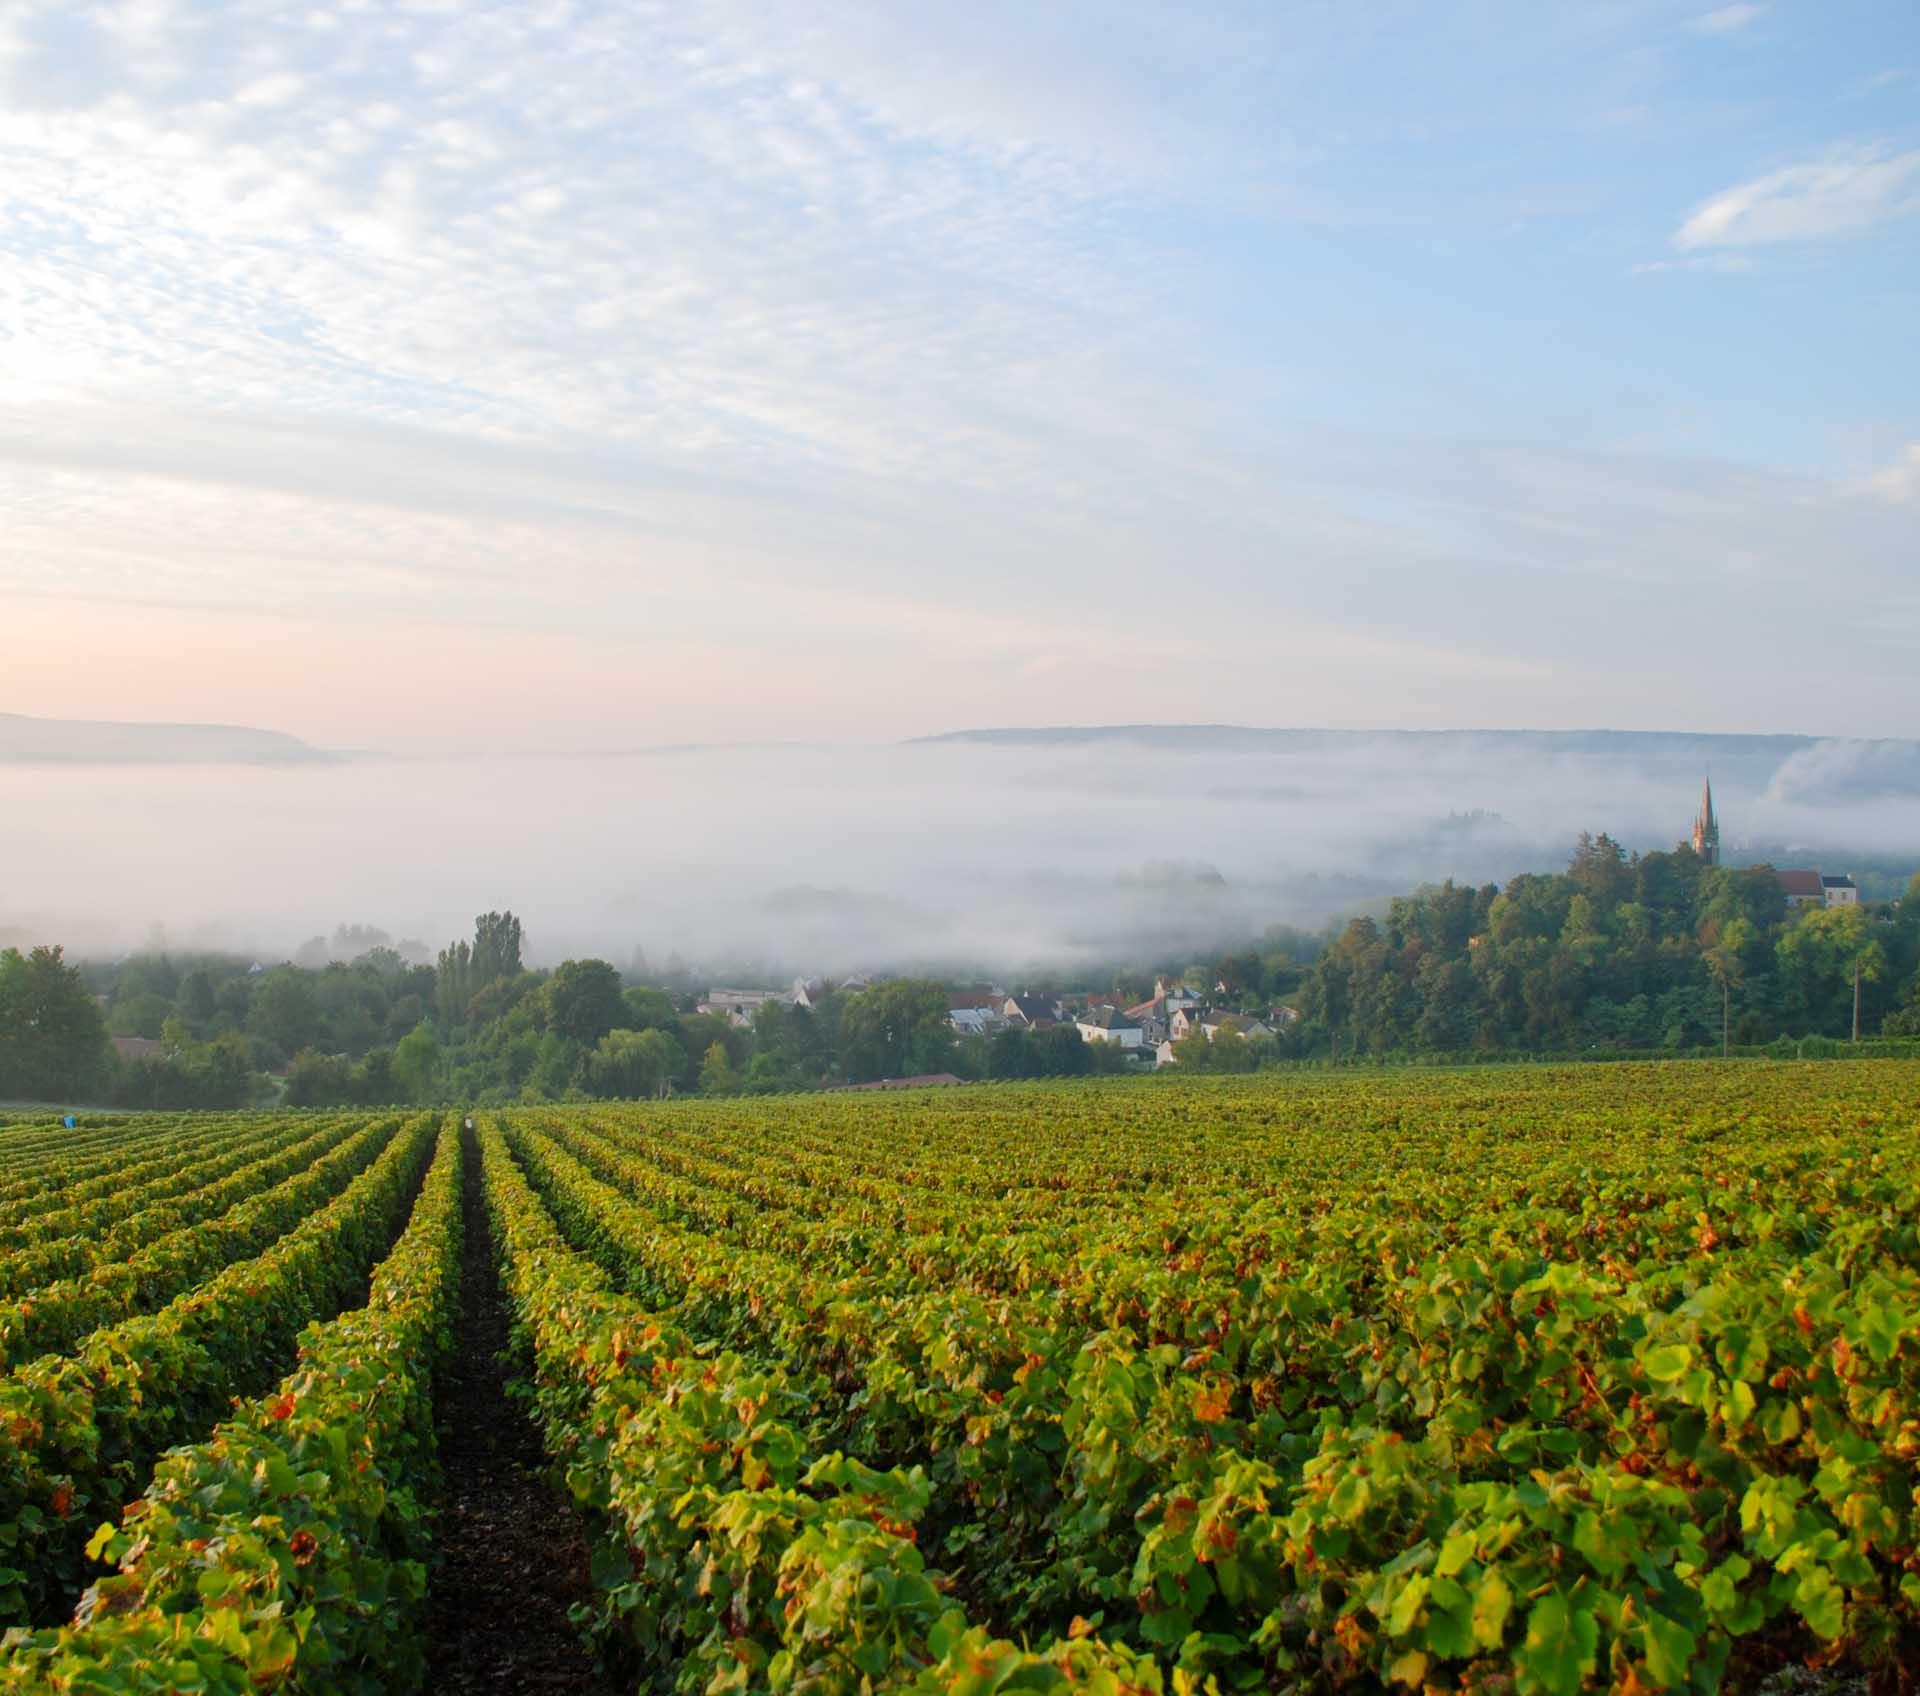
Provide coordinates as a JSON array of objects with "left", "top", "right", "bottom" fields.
[
  {"left": 1, "top": 1120, "right": 465, "bottom": 1694},
  {"left": 0, "top": 1112, "right": 437, "bottom": 1625},
  {"left": 0, "top": 1113, "right": 401, "bottom": 1369}
]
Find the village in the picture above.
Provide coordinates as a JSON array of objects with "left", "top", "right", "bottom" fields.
[{"left": 695, "top": 973, "right": 1300, "bottom": 1072}]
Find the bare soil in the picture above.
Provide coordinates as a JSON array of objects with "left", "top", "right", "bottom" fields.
[{"left": 421, "top": 1128, "right": 612, "bottom": 1694}]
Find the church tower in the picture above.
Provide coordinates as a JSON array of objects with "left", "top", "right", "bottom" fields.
[{"left": 1691, "top": 776, "right": 1719, "bottom": 867}]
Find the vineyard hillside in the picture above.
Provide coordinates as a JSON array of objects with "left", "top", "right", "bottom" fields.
[{"left": 1, "top": 1062, "right": 1917, "bottom": 1694}]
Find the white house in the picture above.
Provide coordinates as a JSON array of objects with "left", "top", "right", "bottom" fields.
[
  {"left": 1821, "top": 875, "right": 1859, "bottom": 908},
  {"left": 1076, "top": 1006, "right": 1145, "bottom": 1048}
]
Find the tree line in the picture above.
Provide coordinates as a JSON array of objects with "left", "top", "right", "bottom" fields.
[
  {"left": 1276, "top": 837, "right": 1920, "bottom": 1062},
  {"left": 6, "top": 842, "right": 1919, "bottom": 1108},
  {"left": 0, "top": 913, "right": 1126, "bottom": 1108}
]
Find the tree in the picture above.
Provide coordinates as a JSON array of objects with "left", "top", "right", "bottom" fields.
[
  {"left": 284, "top": 1048, "right": 356, "bottom": 1107},
  {"left": 246, "top": 967, "right": 321, "bottom": 1062},
  {"left": 1033, "top": 1023, "right": 1092, "bottom": 1076},
  {"left": 585, "top": 1027, "right": 683, "bottom": 1099},
  {"left": 837, "top": 979, "right": 954, "bottom": 1081},
  {"left": 178, "top": 968, "right": 219, "bottom": 1031},
  {"left": 677, "top": 1011, "right": 749, "bottom": 1079},
  {"left": 620, "top": 986, "right": 678, "bottom": 1032},
  {"left": 332, "top": 923, "right": 393, "bottom": 959},
  {"left": 0, "top": 946, "right": 110, "bottom": 1101},
  {"left": 393, "top": 1025, "right": 443, "bottom": 1103},
  {"left": 467, "top": 971, "right": 539, "bottom": 1027},
  {"left": 1776, "top": 906, "right": 1884, "bottom": 1039},
  {"left": 1852, "top": 936, "right": 1886, "bottom": 1042},
  {"left": 435, "top": 940, "right": 473, "bottom": 1028},
  {"left": 1701, "top": 917, "right": 1754, "bottom": 1059},
  {"left": 987, "top": 1027, "right": 1038, "bottom": 1080},
  {"left": 1568, "top": 831, "right": 1630, "bottom": 906},
  {"left": 1412, "top": 957, "right": 1477, "bottom": 1053},
  {"left": 471, "top": 911, "right": 525, "bottom": 985},
  {"left": 1166, "top": 1030, "right": 1211, "bottom": 1071},
  {"left": 699, "top": 1039, "right": 742, "bottom": 1096},
  {"left": 522, "top": 1032, "right": 580, "bottom": 1102},
  {"left": 357, "top": 1047, "right": 398, "bottom": 1104},
  {"left": 750, "top": 999, "right": 832, "bottom": 1085},
  {"left": 108, "top": 991, "right": 173, "bottom": 1039},
  {"left": 543, "top": 959, "right": 626, "bottom": 1045}
]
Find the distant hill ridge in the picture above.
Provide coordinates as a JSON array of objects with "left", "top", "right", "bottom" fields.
[
  {"left": 911, "top": 724, "right": 1821, "bottom": 756},
  {"left": 0, "top": 712, "right": 333, "bottom": 765}
]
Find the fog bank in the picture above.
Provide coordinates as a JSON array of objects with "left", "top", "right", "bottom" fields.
[{"left": 4, "top": 731, "right": 1916, "bottom": 977}]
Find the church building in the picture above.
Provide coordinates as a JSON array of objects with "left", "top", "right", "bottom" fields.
[{"left": 1691, "top": 777, "right": 1719, "bottom": 867}]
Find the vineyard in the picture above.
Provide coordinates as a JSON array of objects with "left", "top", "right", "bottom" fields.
[{"left": 1, "top": 1063, "right": 1917, "bottom": 1694}]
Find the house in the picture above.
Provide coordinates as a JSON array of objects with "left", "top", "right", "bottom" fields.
[
  {"left": 1121, "top": 994, "right": 1170, "bottom": 1043},
  {"left": 788, "top": 976, "right": 829, "bottom": 1008},
  {"left": 1075, "top": 1005, "right": 1145, "bottom": 1048},
  {"left": 948, "top": 1006, "right": 1008, "bottom": 1039},
  {"left": 698, "top": 989, "right": 776, "bottom": 1027},
  {"left": 1155, "top": 1039, "right": 1180, "bottom": 1068},
  {"left": 1003, "top": 993, "right": 1061, "bottom": 1029},
  {"left": 1169, "top": 1006, "right": 1211, "bottom": 1040},
  {"left": 1168, "top": 1008, "right": 1273, "bottom": 1044},
  {"left": 111, "top": 1035, "right": 165, "bottom": 1063},
  {"left": 1132, "top": 1011, "right": 1170, "bottom": 1046},
  {"left": 1821, "top": 875, "right": 1859, "bottom": 908},
  {"left": 1775, "top": 869, "right": 1826, "bottom": 911},
  {"left": 1203, "top": 1014, "right": 1273, "bottom": 1042},
  {"left": 1154, "top": 977, "right": 1203, "bottom": 1013}
]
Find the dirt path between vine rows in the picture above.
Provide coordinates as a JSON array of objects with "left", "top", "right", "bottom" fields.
[{"left": 421, "top": 1128, "right": 611, "bottom": 1694}]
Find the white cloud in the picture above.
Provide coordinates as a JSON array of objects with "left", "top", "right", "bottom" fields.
[
  {"left": 0, "top": 1, "right": 1916, "bottom": 743},
  {"left": 1686, "top": 5, "right": 1762, "bottom": 36},
  {"left": 1864, "top": 444, "right": 1920, "bottom": 504},
  {"left": 1676, "top": 145, "right": 1920, "bottom": 247}
]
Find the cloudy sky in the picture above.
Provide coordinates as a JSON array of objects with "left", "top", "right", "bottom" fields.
[{"left": 3, "top": 0, "right": 1916, "bottom": 751}]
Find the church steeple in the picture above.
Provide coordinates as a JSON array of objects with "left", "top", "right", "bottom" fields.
[{"left": 1691, "top": 776, "right": 1719, "bottom": 867}]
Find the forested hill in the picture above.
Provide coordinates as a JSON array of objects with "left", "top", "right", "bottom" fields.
[
  {"left": 1289, "top": 837, "right": 1920, "bottom": 1057},
  {"left": 0, "top": 712, "right": 334, "bottom": 764}
]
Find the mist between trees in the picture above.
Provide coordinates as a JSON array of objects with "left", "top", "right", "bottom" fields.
[{"left": 6, "top": 834, "right": 1920, "bottom": 1112}]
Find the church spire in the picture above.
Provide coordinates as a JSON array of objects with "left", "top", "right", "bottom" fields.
[{"left": 1692, "top": 775, "right": 1719, "bottom": 867}]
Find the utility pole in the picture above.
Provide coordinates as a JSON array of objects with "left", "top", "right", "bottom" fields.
[{"left": 1853, "top": 958, "right": 1862, "bottom": 1044}]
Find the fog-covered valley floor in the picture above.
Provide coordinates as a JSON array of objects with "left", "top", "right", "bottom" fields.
[{"left": 5, "top": 728, "right": 1917, "bottom": 975}]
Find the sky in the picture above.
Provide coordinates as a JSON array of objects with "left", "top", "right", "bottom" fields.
[{"left": 3, "top": 0, "right": 1918, "bottom": 751}]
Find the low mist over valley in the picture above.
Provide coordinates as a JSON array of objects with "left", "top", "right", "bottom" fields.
[{"left": 6, "top": 719, "right": 1916, "bottom": 976}]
